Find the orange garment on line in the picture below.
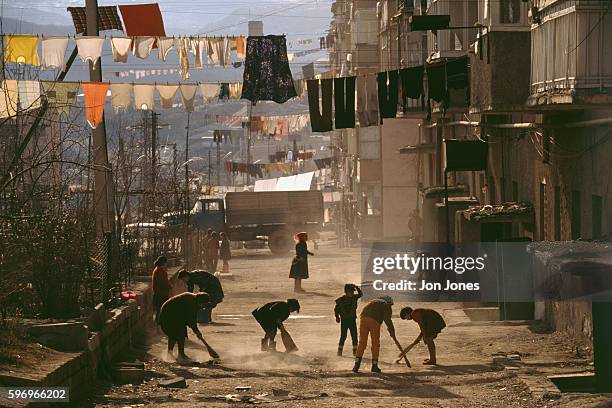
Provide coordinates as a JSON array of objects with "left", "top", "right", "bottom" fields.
[
  {"left": 355, "top": 316, "right": 381, "bottom": 361},
  {"left": 236, "top": 36, "right": 246, "bottom": 59},
  {"left": 5, "top": 35, "right": 40, "bottom": 65},
  {"left": 82, "top": 82, "right": 109, "bottom": 129}
]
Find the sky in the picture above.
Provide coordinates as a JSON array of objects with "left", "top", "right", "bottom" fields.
[{"left": 1, "top": 0, "right": 333, "bottom": 37}]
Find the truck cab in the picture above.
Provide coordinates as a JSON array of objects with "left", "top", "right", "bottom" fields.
[{"left": 190, "top": 198, "right": 226, "bottom": 232}]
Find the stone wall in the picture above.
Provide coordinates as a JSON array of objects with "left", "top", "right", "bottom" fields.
[{"left": 0, "top": 282, "right": 152, "bottom": 403}]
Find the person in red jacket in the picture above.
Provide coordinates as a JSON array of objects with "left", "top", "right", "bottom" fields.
[{"left": 152, "top": 256, "right": 172, "bottom": 324}]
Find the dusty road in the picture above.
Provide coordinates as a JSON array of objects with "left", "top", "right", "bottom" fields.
[{"left": 85, "top": 242, "right": 609, "bottom": 408}]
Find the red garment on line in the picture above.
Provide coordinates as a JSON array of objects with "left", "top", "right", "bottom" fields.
[
  {"left": 119, "top": 3, "right": 166, "bottom": 37},
  {"left": 82, "top": 82, "right": 109, "bottom": 129}
]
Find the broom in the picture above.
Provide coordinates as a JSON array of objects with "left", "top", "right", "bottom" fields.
[
  {"left": 391, "top": 336, "right": 411, "bottom": 368},
  {"left": 196, "top": 332, "right": 220, "bottom": 359},
  {"left": 279, "top": 325, "right": 298, "bottom": 353}
]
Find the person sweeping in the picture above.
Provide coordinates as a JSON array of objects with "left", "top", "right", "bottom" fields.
[
  {"left": 178, "top": 269, "right": 224, "bottom": 323},
  {"left": 398, "top": 307, "right": 446, "bottom": 365},
  {"left": 252, "top": 299, "right": 300, "bottom": 352},
  {"left": 159, "top": 292, "right": 219, "bottom": 362},
  {"left": 352, "top": 296, "right": 397, "bottom": 373},
  {"left": 289, "top": 232, "right": 313, "bottom": 293},
  {"left": 334, "top": 283, "right": 363, "bottom": 356}
]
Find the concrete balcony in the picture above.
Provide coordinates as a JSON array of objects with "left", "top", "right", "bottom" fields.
[
  {"left": 469, "top": 30, "right": 531, "bottom": 113},
  {"left": 528, "top": 0, "right": 612, "bottom": 108}
]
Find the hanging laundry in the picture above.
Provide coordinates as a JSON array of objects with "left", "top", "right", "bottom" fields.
[
  {"left": 377, "top": 70, "right": 399, "bottom": 123},
  {"left": 82, "top": 82, "right": 109, "bottom": 129},
  {"left": 229, "top": 82, "right": 243, "bottom": 99},
  {"left": 0, "top": 80, "right": 19, "bottom": 118},
  {"left": 110, "top": 83, "right": 132, "bottom": 110},
  {"left": 207, "top": 37, "right": 226, "bottom": 66},
  {"left": 426, "top": 61, "right": 447, "bottom": 104},
  {"left": 67, "top": 6, "right": 123, "bottom": 34},
  {"left": 179, "top": 83, "right": 198, "bottom": 112},
  {"left": 41, "top": 81, "right": 79, "bottom": 116},
  {"left": 157, "top": 37, "right": 174, "bottom": 61},
  {"left": 307, "top": 79, "right": 333, "bottom": 132},
  {"left": 75, "top": 37, "right": 105, "bottom": 68},
  {"left": 227, "top": 37, "right": 237, "bottom": 59},
  {"left": 133, "top": 84, "right": 155, "bottom": 110},
  {"left": 334, "top": 76, "right": 356, "bottom": 129},
  {"left": 446, "top": 56, "right": 470, "bottom": 106},
  {"left": 132, "top": 37, "right": 156, "bottom": 59},
  {"left": 156, "top": 84, "right": 178, "bottom": 108},
  {"left": 399, "top": 65, "right": 424, "bottom": 112},
  {"left": 241, "top": 35, "right": 297, "bottom": 105},
  {"left": 41, "top": 36, "right": 69, "bottom": 70},
  {"left": 119, "top": 3, "right": 166, "bottom": 37},
  {"left": 199, "top": 83, "right": 219, "bottom": 102},
  {"left": 176, "top": 37, "right": 190, "bottom": 80},
  {"left": 235, "top": 36, "right": 246, "bottom": 60},
  {"left": 17, "top": 81, "right": 41, "bottom": 111},
  {"left": 110, "top": 37, "right": 132, "bottom": 63},
  {"left": 293, "top": 79, "right": 306, "bottom": 98},
  {"left": 5, "top": 35, "right": 39, "bottom": 66},
  {"left": 356, "top": 75, "right": 379, "bottom": 127}
]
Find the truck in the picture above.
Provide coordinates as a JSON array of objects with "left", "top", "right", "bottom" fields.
[{"left": 165, "top": 191, "right": 324, "bottom": 254}]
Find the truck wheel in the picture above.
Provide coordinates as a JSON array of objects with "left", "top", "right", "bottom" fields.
[{"left": 269, "top": 231, "right": 291, "bottom": 255}]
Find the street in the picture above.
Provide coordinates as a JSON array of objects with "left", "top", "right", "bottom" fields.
[{"left": 84, "top": 242, "right": 608, "bottom": 408}]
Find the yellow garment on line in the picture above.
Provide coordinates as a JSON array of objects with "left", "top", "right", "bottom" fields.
[
  {"left": 0, "top": 80, "right": 19, "bottom": 118},
  {"left": 5, "top": 35, "right": 40, "bottom": 66}
]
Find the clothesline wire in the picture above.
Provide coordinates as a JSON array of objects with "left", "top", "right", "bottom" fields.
[{"left": 199, "top": 0, "right": 318, "bottom": 35}]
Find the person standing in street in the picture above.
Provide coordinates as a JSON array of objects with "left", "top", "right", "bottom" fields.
[
  {"left": 289, "top": 232, "right": 314, "bottom": 292},
  {"left": 398, "top": 307, "right": 446, "bottom": 365},
  {"left": 335, "top": 283, "right": 363, "bottom": 356},
  {"left": 201, "top": 228, "right": 213, "bottom": 269},
  {"left": 206, "top": 231, "right": 220, "bottom": 272},
  {"left": 178, "top": 269, "right": 224, "bottom": 323},
  {"left": 151, "top": 256, "right": 172, "bottom": 325},
  {"left": 352, "top": 296, "right": 397, "bottom": 373},
  {"left": 219, "top": 232, "right": 231, "bottom": 274}
]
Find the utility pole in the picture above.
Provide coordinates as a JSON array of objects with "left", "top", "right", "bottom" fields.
[
  {"left": 86, "top": 0, "right": 115, "bottom": 236},
  {"left": 208, "top": 149, "right": 212, "bottom": 194},
  {"left": 216, "top": 138, "right": 221, "bottom": 193},
  {"left": 151, "top": 111, "right": 158, "bottom": 219},
  {"left": 184, "top": 113, "right": 191, "bottom": 267}
]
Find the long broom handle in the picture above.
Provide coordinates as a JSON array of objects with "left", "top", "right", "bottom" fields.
[
  {"left": 392, "top": 336, "right": 411, "bottom": 368},
  {"left": 396, "top": 342, "right": 416, "bottom": 363}
]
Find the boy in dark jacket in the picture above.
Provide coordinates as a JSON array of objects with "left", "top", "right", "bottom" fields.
[{"left": 334, "top": 283, "right": 363, "bottom": 356}]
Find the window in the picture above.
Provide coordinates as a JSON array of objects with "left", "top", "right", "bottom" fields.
[
  {"left": 539, "top": 183, "right": 546, "bottom": 241},
  {"left": 207, "top": 201, "right": 220, "bottom": 212},
  {"left": 362, "top": 183, "right": 382, "bottom": 216},
  {"left": 500, "top": 0, "right": 521, "bottom": 24},
  {"left": 571, "top": 190, "right": 581, "bottom": 240},
  {"left": 592, "top": 195, "right": 603, "bottom": 239},
  {"left": 554, "top": 186, "right": 561, "bottom": 240}
]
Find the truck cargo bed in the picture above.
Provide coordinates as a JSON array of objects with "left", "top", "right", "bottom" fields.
[{"left": 225, "top": 191, "right": 324, "bottom": 227}]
